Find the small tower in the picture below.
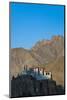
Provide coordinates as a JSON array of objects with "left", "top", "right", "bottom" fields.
[
  {"left": 45, "top": 72, "right": 52, "bottom": 79},
  {"left": 40, "top": 68, "right": 43, "bottom": 75}
]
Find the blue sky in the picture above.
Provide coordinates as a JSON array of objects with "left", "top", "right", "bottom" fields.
[{"left": 10, "top": 2, "right": 64, "bottom": 49}]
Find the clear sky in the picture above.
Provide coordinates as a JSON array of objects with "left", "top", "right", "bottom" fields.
[{"left": 10, "top": 2, "right": 65, "bottom": 49}]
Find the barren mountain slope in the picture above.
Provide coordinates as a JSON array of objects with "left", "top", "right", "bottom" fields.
[
  {"left": 45, "top": 56, "right": 64, "bottom": 86},
  {"left": 10, "top": 48, "right": 39, "bottom": 77},
  {"left": 10, "top": 36, "right": 64, "bottom": 86}
]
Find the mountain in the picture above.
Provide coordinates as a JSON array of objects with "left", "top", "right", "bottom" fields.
[
  {"left": 10, "top": 36, "right": 64, "bottom": 86},
  {"left": 31, "top": 36, "right": 64, "bottom": 64},
  {"left": 10, "top": 48, "right": 39, "bottom": 77}
]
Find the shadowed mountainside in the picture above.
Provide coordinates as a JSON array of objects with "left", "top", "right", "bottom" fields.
[{"left": 11, "top": 74, "right": 65, "bottom": 98}]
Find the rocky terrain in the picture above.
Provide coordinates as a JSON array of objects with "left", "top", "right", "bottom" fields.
[
  {"left": 10, "top": 36, "right": 65, "bottom": 86},
  {"left": 11, "top": 74, "right": 65, "bottom": 98}
]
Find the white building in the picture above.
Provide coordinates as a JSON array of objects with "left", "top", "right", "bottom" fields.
[
  {"left": 44, "top": 72, "right": 52, "bottom": 79},
  {"left": 23, "top": 65, "right": 52, "bottom": 79}
]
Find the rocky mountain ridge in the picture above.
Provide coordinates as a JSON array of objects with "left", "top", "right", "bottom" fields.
[{"left": 10, "top": 36, "right": 64, "bottom": 86}]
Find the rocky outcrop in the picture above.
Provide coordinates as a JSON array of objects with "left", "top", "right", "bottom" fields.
[{"left": 11, "top": 74, "right": 65, "bottom": 98}]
